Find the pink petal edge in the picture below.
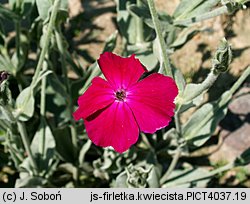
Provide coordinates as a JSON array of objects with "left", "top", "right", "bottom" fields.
[
  {"left": 126, "top": 73, "right": 178, "bottom": 134},
  {"left": 73, "top": 76, "right": 115, "bottom": 120},
  {"left": 97, "top": 52, "right": 147, "bottom": 89},
  {"left": 84, "top": 102, "right": 139, "bottom": 153}
]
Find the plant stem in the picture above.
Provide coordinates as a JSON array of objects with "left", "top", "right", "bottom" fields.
[
  {"left": 55, "top": 29, "right": 78, "bottom": 155},
  {"left": 17, "top": 121, "right": 38, "bottom": 175},
  {"left": 55, "top": 29, "right": 70, "bottom": 93},
  {"left": 15, "top": 21, "right": 21, "bottom": 68},
  {"left": 164, "top": 162, "right": 234, "bottom": 187},
  {"left": 16, "top": 0, "right": 21, "bottom": 8},
  {"left": 219, "top": 66, "right": 250, "bottom": 106},
  {"left": 185, "top": 66, "right": 250, "bottom": 140},
  {"left": 160, "top": 144, "right": 182, "bottom": 185},
  {"left": 136, "top": 0, "right": 144, "bottom": 43},
  {"left": 0, "top": 120, "right": 7, "bottom": 130},
  {"left": 80, "top": 62, "right": 100, "bottom": 93},
  {"left": 161, "top": 112, "right": 183, "bottom": 184},
  {"left": 184, "top": 71, "right": 219, "bottom": 103},
  {"left": 16, "top": 0, "right": 60, "bottom": 120},
  {"left": 55, "top": 28, "right": 79, "bottom": 184},
  {"left": 31, "top": 0, "right": 61, "bottom": 86},
  {"left": 15, "top": 0, "right": 61, "bottom": 175},
  {"left": 40, "top": 59, "right": 48, "bottom": 117},
  {"left": 174, "top": 6, "right": 228, "bottom": 26},
  {"left": 174, "top": 112, "right": 182, "bottom": 136},
  {"left": 71, "top": 124, "right": 79, "bottom": 185},
  {"left": 147, "top": 0, "right": 173, "bottom": 77},
  {"left": 39, "top": 56, "right": 48, "bottom": 158},
  {"left": 160, "top": 112, "right": 183, "bottom": 184},
  {"left": 141, "top": 133, "right": 153, "bottom": 149},
  {"left": 14, "top": 0, "right": 21, "bottom": 75},
  {"left": 148, "top": 0, "right": 184, "bottom": 182},
  {"left": 6, "top": 139, "right": 24, "bottom": 163},
  {"left": 229, "top": 66, "right": 250, "bottom": 95}
]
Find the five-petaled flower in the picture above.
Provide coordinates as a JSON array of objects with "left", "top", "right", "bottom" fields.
[{"left": 73, "top": 52, "right": 178, "bottom": 153}]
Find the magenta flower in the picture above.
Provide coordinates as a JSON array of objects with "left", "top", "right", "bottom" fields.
[{"left": 73, "top": 52, "right": 178, "bottom": 153}]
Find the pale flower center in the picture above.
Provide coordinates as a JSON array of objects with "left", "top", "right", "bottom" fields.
[{"left": 115, "top": 89, "right": 126, "bottom": 101}]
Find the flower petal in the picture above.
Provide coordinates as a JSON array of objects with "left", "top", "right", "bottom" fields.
[
  {"left": 97, "top": 52, "right": 147, "bottom": 89},
  {"left": 84, "top": 102, "right": 139, "bottom": 153},
  {"left": 126, "top": 73, "right": 178, "bottom": 133},
  {"left": 73, "top": 77, "right": 115, "bottom": 120}
]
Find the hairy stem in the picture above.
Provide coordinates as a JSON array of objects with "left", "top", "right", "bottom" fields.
[
  {"left": 165, "top": 162, "right": 234, "bottom": 187},
  {"left": 184, "top": 71, "right": 219, "bottom": 103},
  {"left": 17, "top": 122, "right": 38, "bottom": 175},
  {"left": 14, "top": 0, "right": 22, "bottom": 75},
  {"left": 161, "top": 113, "right": 183, "bottom": 183},
  {"left": 15, "top": 21, "right": 21, "bottom": 69},
  {"left": 40, "top": 58, "right": 48, "bottom": 117},
  {"left": 54, "top": 29, "right": 69, "bottom": 92},
  {"left": 55, "top": 29, "right": 78, "bottom": 156},
  {"left": 16, "top": 0, "right": 21, "bottom": 8},
  {"left": 15, "top": 0, "right": 61, "bottom": 175},
  {"left": 174, "top": 6, "right": 228, "bottom": 26},
  {"left": 0, "top": 120, "right": 7, "bottom": 130},
  {"left": 218, "top": 66, "right": 250, "bottom": 106},
  {"left": 31, "top": 0, "right": 61, "bottom": 85},
  {"left": 174, "top": 112, "right": 182, "bottom": 136},
  {"left": 160, "top": 112, "right": 184, "bottom": 185},
  {"left": 15, "top": 0, "right": 60, "bottom": 121},
  {"left": 55, "top": 28, "right": 79, "bottom": 184},
  {"left": 39, "top": 56, "right": 48, "bottom": 158},
  {"left": 149, "top": 0, "right": 183, "bottom": 182},
  {"left": 136, "top": 0, "right": 144, "bottom": 43},
  {"left": 160, "top": 145, "right": 182, "bottom": 185},
  {"left": 147, "top": 0, "right": 173, "bottom": 77},
  {"left": 229, "top": 66, "right": 250, "bottom": 96}
]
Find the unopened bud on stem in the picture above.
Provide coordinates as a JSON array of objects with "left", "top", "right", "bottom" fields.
[
  {"left": 212, "top": 38, "right": 232, "bottom": 74},
  {"left": 0, "top": 71, "right": 11, "bottom": 106},
  {"left": 0, "top": 71, "right": 10, "bottom": 85},
  {"left": 222, "top": 0, "right": 249, "bottom": 14}
]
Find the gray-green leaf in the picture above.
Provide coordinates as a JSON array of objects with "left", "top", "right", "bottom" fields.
[
  {"left": 31, "top": 119, "right": 55, "bottom": 175},
  {"left": 36, "top": 0, "right": 52, "bottom": 20},
  {"left": 15, "top": 87, "right": 35, "bottom": 121},
  {"left": 183, "top": 91, "right": 231, "bottom": 147}
]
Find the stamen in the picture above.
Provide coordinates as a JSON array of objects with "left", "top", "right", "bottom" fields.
[{"left": 115, "top": 90, "right": 126, "bottom": 101}]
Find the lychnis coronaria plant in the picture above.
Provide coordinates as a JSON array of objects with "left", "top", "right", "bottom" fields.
[{"left": 73, "top": 52, "right": 178, "bottom": 153}]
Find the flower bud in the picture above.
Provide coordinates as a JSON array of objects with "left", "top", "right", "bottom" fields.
[
  {"left": 0, "top": 71, "right": 10, "bottom": 85},
  {"left": 126, "top": 164, "right": 152, "bottom": 187},
  {"left": 223, "top": 0, "right": 247, "bottom": 14},
  {"left": 0, "top": 71, "right": 11, "bottom": 106},
  {"left": 212, "top": 38, "right": 232, "bottom": 73}
]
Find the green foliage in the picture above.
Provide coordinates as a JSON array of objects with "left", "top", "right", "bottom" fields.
[
  {"left": 0, "top": 0, "right": 249, "bottom": 188},
  {"left": 162, "top": 167, "right": 211, "bottom": 187},
  {"left": 0, "top": 80, "right": 11, "bottom": 106},
  {"left": 14, "top": 70, "right": 52, "bottom": 121},
  {"left": 235, "top": 148, "right": 250, "bottom": 166},
  {"left": 173, "top": 0, "right": 220, "bottom": 20},
  {"left": 15, "top": 87, "right": 35, "bottom": 121},
  {"left": 35, "top": 0, "right": 52, "bottom": 20},
  {"left": 9, "top": 0, "right": 35, "bottom": 18},
  {"left": 30, "top": 119, "right": 56, "bottom": 175},
  {"left": 0, "top": 4, "right": 19, "bottom": 20},
  {"left": 0, "top": 53, "right": 17, "bottom": 75},
  {"left": 116, "top": 164, "right": 153, "bottom": 187},
  {"left": 212, "top": 38, "right": 232, "bottom": 73},
  {"left": 183, "top": 91, "right": 230, "bottom": 147}
]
